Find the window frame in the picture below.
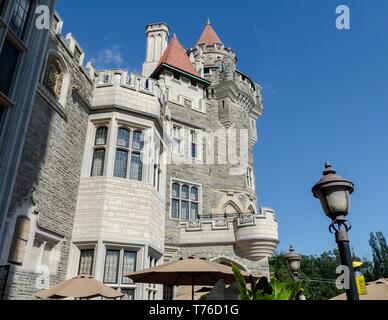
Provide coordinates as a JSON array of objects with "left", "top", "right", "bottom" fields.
[
  {"left": 113, "top": 126, "right": 145, "bottom": 181},
  {"left": 172, "top": 125, "right": 183, "bottom": 154},
  {"left": 246, "top": 166, "right": 255, "bottom": 189},
  {"left": 78, "top": 248, "right": 95, "bottom": 276},
  {"left": 170, "top": 180, "right": 201, "bottom": 221},
  {"left": 91, "top": 126, "right": 108, "bottom": 177},
  {"left": 103, "top": 247, "right": 139, "bottom": 297}
]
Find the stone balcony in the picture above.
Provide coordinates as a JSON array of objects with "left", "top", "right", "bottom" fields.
[{"left": 179, "top": 208, "right": 279, "bottom": 261}]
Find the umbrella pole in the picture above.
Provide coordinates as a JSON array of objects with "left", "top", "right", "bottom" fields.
[{"left": 192, "top": 275, "right": 194, "bottom": 301}]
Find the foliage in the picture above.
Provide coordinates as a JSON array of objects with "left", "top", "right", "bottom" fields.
[
  {"left": 270, "top": 250, "right": 344, "bottom": 300},
  {"left": 231, "top": 263, "right": 299, "bottom": 300},
  {"left": 369, "top": 232, "right": 388, "bottom": 278}
]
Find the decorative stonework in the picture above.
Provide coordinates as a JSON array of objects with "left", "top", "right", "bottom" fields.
[{"left": 43, "top": 56, "right": 64, "bottom": 99}]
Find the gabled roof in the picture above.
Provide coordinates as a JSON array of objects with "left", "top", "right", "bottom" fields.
[
  {"left": 196, "top": 19, "right": 223, "bottom": 46},
  {"left": 151, "top": 34, "right": 209, "bottom": 85}
]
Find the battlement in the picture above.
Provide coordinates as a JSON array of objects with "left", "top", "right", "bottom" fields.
[
  {"left": 92, "top": 69, "right": 164, "bottom": 118},
  {"left": 51, "top": 11, "right": 96, "bottom": 81}
]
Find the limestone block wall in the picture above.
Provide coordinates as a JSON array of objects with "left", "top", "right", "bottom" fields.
[{"left": 72, "top": 177, "right": 165, "bottom": 252}]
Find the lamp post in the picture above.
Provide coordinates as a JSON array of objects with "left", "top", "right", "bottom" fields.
[
  {"left": 285, "top": 245, "right": 302, "bottom": 281},
  {"left": 285, "top": 245, "right": 306, "bottom": 300},
  {"left": 312, "top": 162, "right": 359, "bottom": 300}
]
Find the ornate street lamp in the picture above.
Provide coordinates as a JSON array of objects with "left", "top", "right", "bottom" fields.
[
  {"left": 285, "top": 245, "right": 302, "bottom": 281},
  {"left": 285, "top": 245, "right": 306, "bottom": 300},
  {"left": 312, "top": 162, "right": 359, "bottom": 300}
]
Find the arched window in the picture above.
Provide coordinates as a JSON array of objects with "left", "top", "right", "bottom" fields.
[
  {"left": 43, "top": 55, "right": 65, "bottom": 99},
  {"left": 91, "top": 126, "right": 108, "bottom": 176},
  {"left": 8, "top": 216, "right": 30, "bottom": 265},
  {"left": 171, "top": 182, "right": 200, "bottom": 221}
]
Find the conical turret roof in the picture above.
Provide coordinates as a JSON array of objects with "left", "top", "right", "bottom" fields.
[{"left": 196, "top": 19, "right": 223, "bottom": 46}]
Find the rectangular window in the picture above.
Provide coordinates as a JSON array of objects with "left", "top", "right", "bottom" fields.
[
  {"left": 172, "top": 126, "right": 182, "bottom": 154},
  {"left": 129, "top": 153, "right": 143, "bottom": 181},
  {"left": 132, "top": 131, "right": 144, "bottom": 150},
  {"left": 163, "top": 286, "right": 173, "bottom": 300},
  {"left": 9, "top": 0, "right": 32, "bottom": 39},
  {"left": 91, "top": 149, "right": 105, "bottom": 176},
  {"left": 246, "top": 167, "right": 254, "bottom": 189},
  {"left": 78, "top": 249, "right": 94, "bottom": 275},
  {"left": 171, "top": 199, "right": 180, "bottom": 219},
  {"left": 0, "top": 38, "right": 21, "bottom": 96},
  {"left": 190, "top": 131, "right": 198, "bottom": 158},
  {"left": 103, "top": 250, "right": 120, "bottom": 284},
  {"left": 121, "top": 251, "right": 137, "bottom": 285},
  {"left": 114, "top": 150, "right": 128, "bottom": 178},
  {"left": 121, "top": 289, "right": 135, "bottom": 300}
]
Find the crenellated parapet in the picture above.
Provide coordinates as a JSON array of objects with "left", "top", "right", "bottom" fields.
[
  {"left": 50, "top": 11, "right": 96, "bottom": 83},
  {"left": 178, "top": 207, "right": 279, "bottom": 262}
]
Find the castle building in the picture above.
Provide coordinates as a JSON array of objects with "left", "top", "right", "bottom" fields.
[{"left": 0, "top": 8, "right": 279, "bottom": 300}]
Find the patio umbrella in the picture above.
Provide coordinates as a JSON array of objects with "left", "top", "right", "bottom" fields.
[
  {"left": 331, "top": 278, "right": 388, "bottom": 300},
  {"left": 33, "top": 275, "right": 124, "bottom": 300},
  {"left": 125, "top": 256, "right": 255, "bottom": 300}
]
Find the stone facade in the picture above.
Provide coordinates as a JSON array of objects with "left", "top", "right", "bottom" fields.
[
  {"left": 0, "top": 11, "right": 279, "bottom": 300},
  {"left": 0, "top": 11, "right": 93, "bottom": 299}
]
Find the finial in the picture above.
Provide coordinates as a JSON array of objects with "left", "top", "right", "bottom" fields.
[
  {"left": 207, "top": 18, "right": 211, "bottom": 25},
  {"left": 323, "top": 162, "right": 336, "bottom": 176}
]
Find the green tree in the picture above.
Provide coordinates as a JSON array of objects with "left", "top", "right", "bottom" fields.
[
  {"left": 376, "top": 232, "right": 388, "bottom": 277},
  {"left": 369, "top": 232, "right": 385, "bottom": 278},
  {"left": 270, "top": 250, "right": 344, "bottom": 300}
]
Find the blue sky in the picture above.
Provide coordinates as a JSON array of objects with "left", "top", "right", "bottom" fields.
[{"left": 56, "top": 0, "right": 388, "bottom": 259}]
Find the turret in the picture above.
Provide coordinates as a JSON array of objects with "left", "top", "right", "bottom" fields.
[{"left": 142, "top": 22, "right": 170, "bottom": 78}]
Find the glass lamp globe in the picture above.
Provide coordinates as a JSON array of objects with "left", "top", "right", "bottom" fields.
[{"left": 312, "top": 163, "right": 354, "bottom": 221}]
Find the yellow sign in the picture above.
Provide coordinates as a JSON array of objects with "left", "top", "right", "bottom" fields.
[{"left": 356, "top": 275, "right": 368, "bottom": 296}]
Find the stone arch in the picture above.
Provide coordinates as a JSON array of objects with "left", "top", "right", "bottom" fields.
[
  {"left": 211, "top": 256, "right": 248, "bottom": 272},
  {"left": 247, "top": 205, "right": 255, "bottom": 214},
  {"left": 223, "top": 201, "right": 242, "bottom": 215},
  {"left": 42, "top": 50, "right": 70, "bottom": 106}
]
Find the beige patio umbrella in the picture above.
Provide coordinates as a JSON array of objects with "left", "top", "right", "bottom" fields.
[
  {"left": 331, "top": 278, "right": 388, "bottom": 300},
  {"left": 125, "top": 256, "right": 255, "bottom": 300},
  {"left": 33, "top": 275, "right": 124, "bottom": 300}
]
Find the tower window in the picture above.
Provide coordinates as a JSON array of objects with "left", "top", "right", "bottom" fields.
[
  {"left": 190, "top": 130, "right": 198, "bottom": 159},
  {"left": 91, "top": 126, "right": 108, "bottom": 176},
  {"left": 113, "top": 127, "right": 144, "bottom": 181},
  {"left": 246, "top": 167, "right": 254, "bottom": 189}
]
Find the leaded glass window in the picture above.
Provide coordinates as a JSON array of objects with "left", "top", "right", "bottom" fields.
[
  {"left": 122, "top": 251, "right": 137, "bottom": 284},
  {"left": 114, "top": 150, "right": 128, "bottom": 178},
  {"left": 129, "top": 153, "right": 142, "bottom": 181},
  {"left": 91, "top": 149, "right": 105, "bottom": 176},
  {"left": 113, "top": 127, "right": 144, "bottom": 181},
  {"left": 103, "top": 250, "right": 120, "bottom": 284},
  {"left": 171, "top": 181, "right": 200, "bottom": 220},
  {"left": 9, "top": 0, "right": 31, "bottom": 39},
  {"left": 78, "top": 249, "right": 94, "bottom": 275},
  {"left": 95, "top": 127, "right": 108, "bottom": 145},
  {"left": 117, "top": 128, "right": 129, "bottom": 147}
]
